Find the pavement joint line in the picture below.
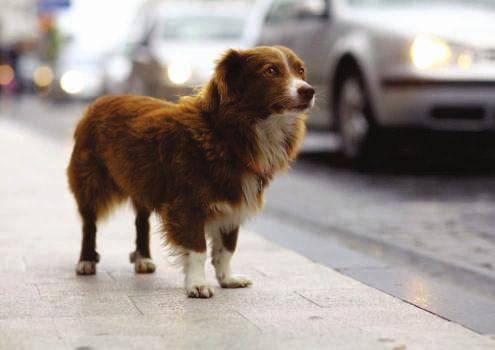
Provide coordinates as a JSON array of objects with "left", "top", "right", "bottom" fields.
[
  {"left": 103, "top": 270, "right": 118, "bottom": 282},
  {"left": 234, "top": 310, "right": 263, "bottom": 333},
  {"left": 20, "top": 254, "right": 28, "bottom": 272},
  {"left": 51, "top": 317, "right": 65, "bottom": 341},
  {"left": 33, "top": 283, "right": 42, "bottom": 298},
  {"left": 252, "top": 267, "right": 268, "bottom": 277},
  {"left": 128, "top": 296, "right": 145, "bottom": 316},
  {"left": 294, "top": 291, "right": 325, "bottom": 308},
  {"left": 334, "top": 265, "right": 408, "bottom": 272}
]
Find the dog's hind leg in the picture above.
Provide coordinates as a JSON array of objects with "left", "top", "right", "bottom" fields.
[
  {"left": 75, "top": 207, "right": 99, "bottom": 275},
  {"left": 130, "top": 201, "right": 156, "bottom": 273},
  {"left": 74, "top": 187, "right": 123, "bottom": 275},
  {"left": 68, "top": 151, "right": 122, "bottom": 275}
]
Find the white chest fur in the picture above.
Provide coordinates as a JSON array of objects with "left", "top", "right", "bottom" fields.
[
  {"left": 205, "top": 112, "right": 299, "bottom": 235},
  {"left": 254, "top": 112, "right": 299, "bottom": 174},
  {"left": 206, "top": 173, "right": 262, "bottom": 235}
]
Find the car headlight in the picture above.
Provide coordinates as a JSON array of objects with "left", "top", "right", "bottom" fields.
[
  {"left": 60, "top": 70, "right": 86, "bottom": 94},
  {"left": 410, "top": 35, "right": 452, "bottom": 69},
  {"left": 167, "top": 61, "right": 192, "bottom": 85}
]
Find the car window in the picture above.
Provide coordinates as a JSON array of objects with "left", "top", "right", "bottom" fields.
[
  {"left": 265, "top": 0, "right": 300, "bottom": 23},
  {"left": 161, "top": 16, "right": 246, "bottom": 41},
  {"left": 266, "top": 0, "right": 328, "bottom": 23}
]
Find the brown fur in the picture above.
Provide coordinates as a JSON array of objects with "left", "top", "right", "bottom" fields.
[{"left": 67, "top": 46, "right": 313, "bottom": 290}]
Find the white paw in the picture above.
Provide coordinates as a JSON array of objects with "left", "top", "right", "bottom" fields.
[
  {"left": 186, "top": 284, "right": 215, "bottom": 298},
  {"left": 75, "top": 261, "right": 96, "bottom": 275},
  {"left": 219, "top": 275, "right": 252, "bottom": 289},
  {"left": 135, "top": 258, "right": 156, "bottom": 273},
  {"left": 130, "top": 251, "right": 156, "bottom": 274}
]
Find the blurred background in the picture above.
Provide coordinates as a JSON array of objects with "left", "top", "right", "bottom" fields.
[{"left": 1, "top": 0, "right": 495, "bottom": 335}]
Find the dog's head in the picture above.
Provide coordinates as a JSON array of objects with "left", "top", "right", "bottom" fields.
[{"left": 201, "top": 46, "right": 315, "bottom": 116}]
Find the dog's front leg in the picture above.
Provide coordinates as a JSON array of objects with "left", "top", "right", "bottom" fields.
[
  {"left": 211, "top": 227, "right": 252, "bottom": 288},
  {"left": 183, "top": 250, "right": 213, "bottom": 298},
  {"left": 161, "top": 206, "right": 214, "bottom": 298}
]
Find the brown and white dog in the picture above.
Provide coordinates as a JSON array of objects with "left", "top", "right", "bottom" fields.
[{"left": 67, "top": 46, "right": 315, "bottom": 298}]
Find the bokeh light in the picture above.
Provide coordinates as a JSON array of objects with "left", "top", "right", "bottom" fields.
[
  {"left": 33, "top": 66, "right": 54, "bottom": 87},
  {"left": 60, "top": 70, "right": 85, "bottom": 94},
  {"left": 0, "top": 65, "right": 15, "bottom": 86}
]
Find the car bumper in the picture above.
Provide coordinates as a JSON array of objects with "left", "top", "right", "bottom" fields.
[{"left": 376, "top": 78, "right": 495, "bottom": 132}]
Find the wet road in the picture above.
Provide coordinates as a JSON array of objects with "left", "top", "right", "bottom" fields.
[
  {"left": 2, "top": 96, "right": 495, "bottom": 334},
  {"left": 259, "top": 146, "right": 495, "bottom": 287}
]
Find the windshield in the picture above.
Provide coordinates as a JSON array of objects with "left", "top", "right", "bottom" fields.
[
  {"left": 348, "top": 0, "right": 495, "bottom": 7},
  {"left": 161, "top": 16, "right": 246, "bottom": 41}
]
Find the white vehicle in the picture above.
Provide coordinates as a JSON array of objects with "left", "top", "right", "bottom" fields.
[
  {"left": 124, "top": 1, "right": 266, "bottom": 100},
  {"left": 258, "top": 0, "right": 495, "bottom": 159},
  {"left": 49, "top": 0, "right": 146, "bottom": 100}
]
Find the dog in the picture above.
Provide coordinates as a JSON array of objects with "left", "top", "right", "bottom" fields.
[{"left": 67, "top": 46, "right": 315, "bottom": 298}]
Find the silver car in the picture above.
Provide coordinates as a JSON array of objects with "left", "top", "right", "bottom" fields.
[{"left": 258, "top": 0, "right": 495, "bottom": 159}]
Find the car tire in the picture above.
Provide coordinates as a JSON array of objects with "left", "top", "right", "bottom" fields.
[{"left": 336, "top": 70, "right": 381, "bottom": 163}]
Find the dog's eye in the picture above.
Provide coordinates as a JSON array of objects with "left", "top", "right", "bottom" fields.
[
  {"left": 266, "top": 66, "right": 278, "bottom": 76},
  {"left": 299, "top": 67, "right": 305, "bottom": 75}
]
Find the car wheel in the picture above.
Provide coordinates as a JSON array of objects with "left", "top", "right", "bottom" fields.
[{"left": 336, "top": 71, "right": 380, "bottom": 161}]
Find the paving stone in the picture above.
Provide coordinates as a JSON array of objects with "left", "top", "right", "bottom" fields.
[
  {"left": 0, "top": 295, "right": 141, "bottom": 319},
  {"left": 54, "top": 313, "right": 259, "bottom": 338},
  {"left": 0, "top": 337, "right": 69, "bottom": 350},
  {"left": 131, "top": 289, "right": 316, "bottom": 316},
  {"left": 36, "top": 277, "right": 177, "bottom": 298},
  {"left": 297, "top": 287, "right": 401, "bottom": 308},
  {"left": 0, "top": 283, "right": 40, "bottom": 299},
  {"left": 0, "top": 249, "right": 26, "bottom": 272},
  {"left": 362, "top": 324, "right": 495, "bottom": 350},
  {"left": 0, "top": 317, "right": 60, "bottom": 338}
]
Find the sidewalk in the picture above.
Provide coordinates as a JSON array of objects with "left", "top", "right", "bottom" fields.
[{"left": 0, "top": 118, "right": 494, "bottom": 350}]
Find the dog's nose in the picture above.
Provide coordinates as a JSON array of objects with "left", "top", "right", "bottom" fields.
[{"left": 297, "top": 85, "right": 315, "bottom": 102}]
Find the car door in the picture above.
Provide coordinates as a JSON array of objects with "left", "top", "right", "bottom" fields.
[
  {"left": 257, "top": 0, "right": 300, "bottom": 47},
  {"left": 290, "top": 0, "right": 335, "bottom": 128},
  {"left": 290, "top": 1, "right": 332, "bottom": 86},
  {"left": 258, "top": 0, "right": 334, "bottom": 128}
]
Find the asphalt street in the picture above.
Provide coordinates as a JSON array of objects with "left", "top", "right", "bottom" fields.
[{"left": 2, "top": 96, "right": 495, "bottom": 335}]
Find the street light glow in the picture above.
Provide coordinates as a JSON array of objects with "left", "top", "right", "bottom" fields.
[
  {"left": 33, "top": 66, "right": 54, "bottom": 87},
  {"left": 0, "top": 65, "right": 15, "bottom": 86},
  {"left": 167, "top": 61, "right": 192, "bottom": 85},
  {"left": 60, "top": 70, "right": 86, "bottom": 94}
]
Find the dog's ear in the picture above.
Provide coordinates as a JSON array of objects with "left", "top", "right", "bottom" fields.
[{"left": 201, "top": 49, "right": 243, "bottom": 112}]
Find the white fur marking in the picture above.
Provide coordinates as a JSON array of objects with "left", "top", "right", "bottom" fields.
[
  {"left": 206, "top": 174, "right": 262, "bottom": 235},
  {"left": 213, "top": 246, "right": 233, "bottom": 280},
  {"left": 210, "top": 228, "right": 252, "bottom": 288},
  {"left": 76, "top": 261, "right": 96, "bottom": 275},
  {"left": 130, "top": 251, "right": 156, "bottom": 273},
  {"left": 289, "top": 78, "right": 311, "bottom": 99},
  {"left": 255, "top": 111, "right": 299, "bottom": 174},
  {"left": 274, "top": 46, "right": 291, "bottom": 71},
  {"left": 184, "top": 251, "right": 213, "bottom": 298}
]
